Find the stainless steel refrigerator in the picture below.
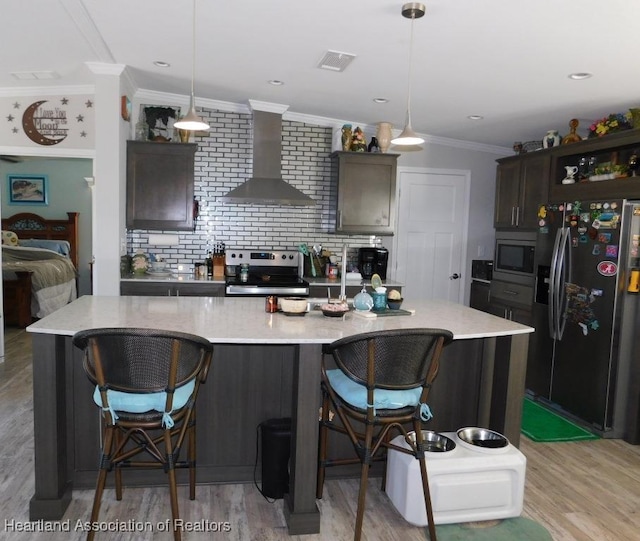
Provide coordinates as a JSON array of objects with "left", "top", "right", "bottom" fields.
[{"left": 527, "top": 199, "right": 640, "bottom": 436}]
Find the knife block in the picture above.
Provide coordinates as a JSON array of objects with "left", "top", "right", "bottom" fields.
[{"left": 213, "top": 255, "right": 225, "bottom": 278}]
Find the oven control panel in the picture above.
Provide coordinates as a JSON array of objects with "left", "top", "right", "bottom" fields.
[{"left": 225, "top": 249, "right": 300, "bottom": 267}]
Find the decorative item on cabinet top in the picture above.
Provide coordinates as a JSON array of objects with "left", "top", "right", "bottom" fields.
[
  {"left": 543, "top": 130, "right": 560, "bottom": 149},
  {"left": 520, "top": 140, "right": 543, "bottom": 153},
  {"left": 139, "top": 105, "right": 181, "bottom": 142},
  {"left": 588, "top": 112, "right": 633, "bottom": 138},
  {"left": 561, "top": 118, "right": 582, "bottom": 145}
]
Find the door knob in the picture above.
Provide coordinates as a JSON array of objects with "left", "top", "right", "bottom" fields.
[{"left": 450, "top": 273, "right": 460, "bottom": 280}]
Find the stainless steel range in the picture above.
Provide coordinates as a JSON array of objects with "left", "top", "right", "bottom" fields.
[{"left": 225, "top": 249, "right": 309, "bottom": 296}]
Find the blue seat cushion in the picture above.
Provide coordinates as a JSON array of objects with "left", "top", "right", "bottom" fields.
[
  {"left": 93, "top": 379, "right": 195, "bottom": 416},
  {"left": 326, "top": 369, "right": 422, "bottom": 410}
]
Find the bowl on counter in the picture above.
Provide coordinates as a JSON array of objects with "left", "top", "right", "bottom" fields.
[
  {"left": 150, "top": 260, "right": 168, "bottom": 272},
  {"left": 387, "top": 298, "right": 404, "bottom": 310},
  {"left": 279, "top": 297, "right": 308, "bottom": 315},
  {"left": 320, "top": 303, "right": 350, "bottom": 317}
]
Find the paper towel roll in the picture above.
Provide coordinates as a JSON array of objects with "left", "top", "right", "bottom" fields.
[{"left": 148, "top": 234, "right": 179, "bottom": 246}]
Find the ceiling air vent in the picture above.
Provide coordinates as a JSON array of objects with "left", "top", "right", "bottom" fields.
[{"left": 317, "top": 50, "right": 356, "bottom": 72}]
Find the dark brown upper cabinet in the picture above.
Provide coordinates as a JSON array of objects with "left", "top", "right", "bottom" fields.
[
  {"left": 126, "top": 141, "right": 197, "bottom": 231},
  {"left": 329, "top": 151, "right": 398, "bottom": 235},
  {"left": 494, "top": 152, "right": 550, "bottom": 230}
]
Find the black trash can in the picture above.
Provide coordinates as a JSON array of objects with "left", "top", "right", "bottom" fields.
[{"left": 259, "top": 417, "right": 291, "bottom": 499}]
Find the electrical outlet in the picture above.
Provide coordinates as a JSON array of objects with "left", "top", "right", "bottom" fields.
[
  {"left": 120, "top": 238, "right": 127, "bottom": 255},
  {"left": 478, "top": 245, "right": 486, "bottom": 257}
]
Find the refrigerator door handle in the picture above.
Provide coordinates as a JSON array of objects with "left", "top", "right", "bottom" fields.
[
  {"left": 548, "top": 227, "right": 564, "bottom": 339},
  {"left": 556, "top": 226, "right": 572, "bottom": 341}
]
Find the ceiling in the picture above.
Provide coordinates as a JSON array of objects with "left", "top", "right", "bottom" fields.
[{"left": 4, "top": 0, "right": 640, "bottom": 150}]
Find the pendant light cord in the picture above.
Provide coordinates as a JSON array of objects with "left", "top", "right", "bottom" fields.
[
  {"left": 404, "top": 13, "right": 416, "bottom": 127},
  {"left": 190, "top": 0, "right": 196, "bottom": 102}
]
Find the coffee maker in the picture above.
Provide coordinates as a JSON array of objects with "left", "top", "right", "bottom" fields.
[{"left": 358, "top": 247, "right": 389, "bottom": 280}]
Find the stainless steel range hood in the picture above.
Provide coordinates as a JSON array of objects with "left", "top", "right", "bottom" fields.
[{"left": 220, "top": 109, "right": 315, "bottom": 206}]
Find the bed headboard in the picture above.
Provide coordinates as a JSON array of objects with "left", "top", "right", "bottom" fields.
[{"left": 1, "top": 212, "right": 79, "bottom": 269}]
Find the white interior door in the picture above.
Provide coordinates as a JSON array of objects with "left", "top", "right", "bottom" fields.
[{"left": 393, "top": 168, "right": 470, "bottom": 303}]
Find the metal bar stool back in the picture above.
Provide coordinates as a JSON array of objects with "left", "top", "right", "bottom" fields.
[
  {"left": 73, "top": 327, "right": 213, "bottom": 541},
  {"left": 317, "top": 328, "right": 453, "bottom": 541}
]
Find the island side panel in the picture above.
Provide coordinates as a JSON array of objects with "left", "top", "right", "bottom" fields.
[
  {"left": 488, "top": 333, "right": 530, "bottom": 447},
  {"left": 284, "top": 343, "right": 322, "bottom": 535},
  {"left": 29, "top": 333, "right": 72, "bottom": 520}
]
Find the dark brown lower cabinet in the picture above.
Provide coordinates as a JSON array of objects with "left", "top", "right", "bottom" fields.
[{"left": 120, "top": 280, "right": 224, "bottom": 297}]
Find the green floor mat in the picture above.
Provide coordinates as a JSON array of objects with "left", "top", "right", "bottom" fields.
[
  {"left": 435, "top": 517, "right": 552, "bottom": 541},
  {"left": 521, "top": 398, "right": 599, "bottom": 442}
]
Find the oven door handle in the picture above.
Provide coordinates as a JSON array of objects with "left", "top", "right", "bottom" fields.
[{"left": 225, "top": 284, "right": 310, "bottom": 296}]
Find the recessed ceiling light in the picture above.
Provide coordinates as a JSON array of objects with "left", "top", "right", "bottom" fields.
[
  {"left": 268, "top": 80, "right": 284, "bottom": 86},
  {"left": 373, "top": 97, "right": 389, "bottom": 104},
  {"left": 467, "top": 115, "right": 484, "bottom": 121},
  {"left": 154, "top": 61, "right": 170, "bottom": 68},
  {"left": 568, "top": 72, "right": 592, "bottom": 80}
]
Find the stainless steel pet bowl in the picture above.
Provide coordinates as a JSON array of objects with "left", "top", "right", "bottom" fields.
[
  {"left": 407, "top": 430, "right": 456, "bottom": 453},
  {"left": 456, "top": 427, "right": 509, "bottom": 452}
]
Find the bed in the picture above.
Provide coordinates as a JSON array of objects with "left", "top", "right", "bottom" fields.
[{"left": 1, "top": 212, "right": 79, "bottom": 327}]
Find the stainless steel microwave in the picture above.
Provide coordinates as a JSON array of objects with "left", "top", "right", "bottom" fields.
[{"left": 493, "top": 231, "right": 536, "bottom": 285}]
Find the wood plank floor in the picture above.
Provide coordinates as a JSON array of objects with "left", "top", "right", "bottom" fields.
[{"left": 2, "top": 326, "right": 640, "bottom": 540}]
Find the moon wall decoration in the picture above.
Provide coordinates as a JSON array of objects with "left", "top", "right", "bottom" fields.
[{"left": 22, "top": 100, "right": 68, "bottom": 146}]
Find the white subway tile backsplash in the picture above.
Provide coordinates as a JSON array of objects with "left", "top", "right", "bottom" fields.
[{"left": 128, "top": 107, "right": 380, "bottom": 268}]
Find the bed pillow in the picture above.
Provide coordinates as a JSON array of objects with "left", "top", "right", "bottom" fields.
[
  {"left": 18, "top": 238, "right": 71, "bottom": 257},
  {"left": 1, "top": 230, "right": 19, "bottom": 246}
]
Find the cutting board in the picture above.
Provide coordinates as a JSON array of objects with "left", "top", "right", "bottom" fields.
[{"left": 353, "top": 308, "right": 415, "bottom": 319}]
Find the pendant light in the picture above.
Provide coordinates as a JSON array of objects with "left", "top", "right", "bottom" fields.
[
  {"left": 391, "top": 3, "right": 425, "bottom": 146},
  {"left": 174, "top": 0, "right": 210, "bottom": 131}
]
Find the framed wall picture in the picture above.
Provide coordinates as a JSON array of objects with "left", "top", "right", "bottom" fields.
[{"left": 7, "top": 174, "right": 49, "bottom": 205}]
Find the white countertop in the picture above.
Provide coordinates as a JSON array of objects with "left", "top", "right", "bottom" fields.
[
  {"left": 121, "top": 274, "right": 226, "bottom": 283},
  {"left": 27, "top": 296, "right": 533, "bottom": 344}
]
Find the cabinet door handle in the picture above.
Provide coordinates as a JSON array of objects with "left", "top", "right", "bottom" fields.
[
  {"left": 515, "top": 206, "right": 521, "bottom": 226},
  {"left": 503, "top": 289, "right": 519, "bottom": 295},
  {"left": 511, "top": 207, "right": 516, "bottom": 226},
  {"left": 338, "top": 210, "right": 343, "bottom": 229}
]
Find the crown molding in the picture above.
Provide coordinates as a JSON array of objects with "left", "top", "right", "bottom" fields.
[
  {"left": 0, "top": 82, "right": 509, "bottom": 155},
  {"left": 85, "top": 62, "right": 126, "bottom": 76},
  {"left": 248, "top": 100, "right": 289, "bottom": 114},
  {"left": 0, "top": 85, "right": 94, "bottom": 98},
  {"left": 0, "top": 146, "right": 94, "bottom": 159}
]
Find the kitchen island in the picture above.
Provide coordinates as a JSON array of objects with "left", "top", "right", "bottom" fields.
[{"left": 26, "top": 296, "right": 533, "bottom": 534}]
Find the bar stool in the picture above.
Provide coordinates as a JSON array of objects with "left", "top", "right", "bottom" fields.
[
  {"left": 72, "top": 328, "right": 213, "bottom": 541},
  {"left": 317, "top": 328, "right": 453, "bottom": 541}
]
